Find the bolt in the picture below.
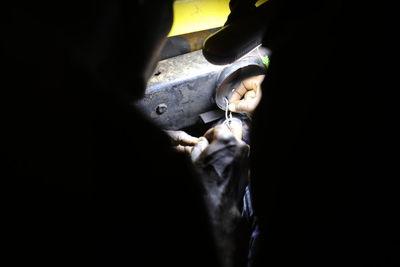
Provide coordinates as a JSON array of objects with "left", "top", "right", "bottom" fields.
[{"left": 156, "top": 103, "right": 168, "bottom": 115}]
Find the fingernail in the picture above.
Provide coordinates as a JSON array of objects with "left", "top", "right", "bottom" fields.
[{"left": 228, "top": 104, "right": 235, "bottom": 111}]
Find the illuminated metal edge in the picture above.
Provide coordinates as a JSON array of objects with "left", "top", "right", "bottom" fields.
[{"left": 160, "top": 28, "right": 220, "bottom": 61}]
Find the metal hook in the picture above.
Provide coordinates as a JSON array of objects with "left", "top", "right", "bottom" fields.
[{"left": 224, "top": 97, "right": 232, "bottom": 126}]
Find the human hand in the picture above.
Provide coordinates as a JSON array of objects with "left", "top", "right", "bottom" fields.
[
  {"left": 166, "top": 118, "right": 244, "bottom": 162},
  {"left": 165, "top": 130, "right": 200, "bottom": 153},
  {"left": 228, "top": 75, "right": 265, "bottom": 114},
  {"left": 165, "top": 130, "right": 209, "bottom": 161},
  {"left": 203, "top": 118, "right": 243, "bottom": 143}
]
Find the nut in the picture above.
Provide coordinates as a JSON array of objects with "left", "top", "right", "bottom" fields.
[{"left": 156, "top": 103, "right": 168, "bottom": 115}]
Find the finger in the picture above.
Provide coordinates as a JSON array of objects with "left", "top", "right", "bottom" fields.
[
  {"left": 244, "top": 90, "right": 256, "bottom": 100},
  {"left": 229, "top": 88, "right": 262, "bottom": 113},
  {"left": 212, "top": 123, "right": 234, "bottom": 140},
  {"left": 191, "top": 137, "right": 209, "bottom": 162},
  {"left": 166, "top": 130, "right": 199, "bottom": 146},
  {"left": 178, "top": 132, "right": 199, "bottom": 146},
  {"left": 228, "top": 99, "right": 251, "bottom": 113},
  {"left": 230, "top": 75, "right": 265, "bottom": 101},
  {"left": 174, "top": 145, "right": 193, "bottom": 154},
  {"left": 240, "top": 75, "right": 264, "bottom": 97},
  {"left": 229, "top": 82, "right": 249, "bottom": 102},
  {"left": 243, "top": 75, "right": 265, "bottom": 88},
  {"left": 203, "top": 127, "right": 216, "bottom": 142},
  {"left": 254, "top": 74, "right": 266, "bottom": 83},
  {"left": 203, "top": 124, "right": 228, "bottom": 142}
]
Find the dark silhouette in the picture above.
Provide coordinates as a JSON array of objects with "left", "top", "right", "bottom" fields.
[
  {"left": 2, "top": 1, "right": 219, "bottom": 266},
  {"left": 249, "top": 0, "right": 399, "bottom": 266},
  {"left": 3, "top": 1, "right": 399, "bottom": 266}
]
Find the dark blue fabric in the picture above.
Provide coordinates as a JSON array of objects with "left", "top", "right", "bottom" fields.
[{"left": 242, "top": 186, "right": 260, "bottom": 267}]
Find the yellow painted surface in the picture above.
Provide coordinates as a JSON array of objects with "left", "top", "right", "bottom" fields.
[
  {"left": 255, "top": 0, "right": 269, "bottom": 7},
  {"left": 168, "top": 0, "right": 270, "bottom": 37},
  {"left": 168, "top": 0, "right": 230, "bottom": 37}
]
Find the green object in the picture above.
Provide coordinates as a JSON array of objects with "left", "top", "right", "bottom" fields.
[{"left": 262, "top": 55, "right": 270, "bottom": 68}]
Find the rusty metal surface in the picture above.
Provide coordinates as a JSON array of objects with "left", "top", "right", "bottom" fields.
[
  {"left": 147, "top": 50, "right": 224, "bottom": 87},
  {"left": 135, "top": 48, "right": 269, "bottom": 130},
  {"left": 136, "top": 50, "right": 225, "bottom": 130}
]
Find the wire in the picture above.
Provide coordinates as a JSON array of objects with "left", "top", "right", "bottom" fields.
[{"left": 224, "top": 97, "right": 233, "bottom": 126}]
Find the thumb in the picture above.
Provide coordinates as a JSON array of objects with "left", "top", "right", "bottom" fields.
[{"left": 228, "top": 100, "right": 251, "bottom": 113}]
